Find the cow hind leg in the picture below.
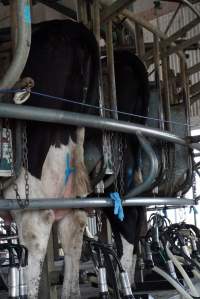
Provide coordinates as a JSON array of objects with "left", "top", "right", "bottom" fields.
[
  {"left": 58, "top": 210, "right": 87, "bottom": 299},
  {"left": 14, "top": 210, "right": 54, "bottom": 299},
  {"left": 59, "top": 127, "right": 89, "bottom": 298}
]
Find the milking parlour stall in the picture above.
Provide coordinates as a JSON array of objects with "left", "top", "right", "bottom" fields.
[{"left": 1, "top": 1, "right": 200, "bottom": 299}]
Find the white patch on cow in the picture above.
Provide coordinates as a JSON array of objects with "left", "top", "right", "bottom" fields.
[
  {"left": 121, "top": 236, "right": 134, "bottom": 283},
  {"left": 4, "top": 140, "right": 75, "bottom": 200},
  {"left": 58, "top": 210, "right": 87, "bottom": 299},
  {"left": 4, "top": 128, "right": 89, "bottom": 299},
  {"left": 41, "top": 141, "right": 75, "bottom": 197},
  {"left": 14, "top": 210, "right": 54, "bottom": 299}
]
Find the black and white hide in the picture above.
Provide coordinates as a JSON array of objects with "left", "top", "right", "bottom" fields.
[
  {"left": 4, "top": 19, "right": 99, "bottom": 299},
  {"left": 104, "top": 50, "right": 149, "bottom": 281}
]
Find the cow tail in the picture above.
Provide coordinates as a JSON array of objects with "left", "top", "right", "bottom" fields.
[{"left": 80, "top": 25, "right": 100, "bottom": 114}]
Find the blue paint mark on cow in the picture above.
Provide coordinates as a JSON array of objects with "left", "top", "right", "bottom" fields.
[
  {"left": 24, "top": 4, "right": 31, "bottom": 24},
  {"left": 65, "top": 153, "right": 75, "bottom": 184}
]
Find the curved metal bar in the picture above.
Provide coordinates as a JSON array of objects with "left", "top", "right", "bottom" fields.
[
  {"left": 0, "top": 102, "right": 199, "bottom": 149},
  {"left": 37, "top": 0, "right": 77, "bottom": 20},
  {"left": 0, "top": 0, "right": 31, "bottom": 94},
  {"left": 164, "top": 3, "right": 182, "bottom": 34},
  {"left": 125, "top": 132, "right": 159, "bottom": 198},
  {"left": 0, "top": 197, "right": 196, "bottom": 210}
]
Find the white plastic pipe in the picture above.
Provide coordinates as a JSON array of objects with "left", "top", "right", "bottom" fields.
[
  {"left": 175, "top": 255, "right": 185, "bottom": 263},
  {"left": 194, "top": 259, "right": 200, "bottom": 269},
  {"left": 153, "top": 266, "right": 193, "bottom": 299},
  {"left": 193, "top": 269, "right": 200, "bottom": 282},
  {"left": 166, "top": 246, "right": 199, "bottom": 297}
]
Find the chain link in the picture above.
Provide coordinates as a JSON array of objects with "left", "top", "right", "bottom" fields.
[
  {"left": 5, "top": 119, "right": 22, "bottom": 204},
  {"left": 110, "top": 132, "right": 125, "bottom": 196},
  {"left": 96, "top": 210, "right": 103, "bottom": 236},
  {"left": 119, "top": 134, "right": 126, "bottom": 196},
  {"left": 22, "top": 122, "right": 29, "bottom": 207},
  {"left": 110, "top": 131, "right": 118, "bottom": 193},
  {"left": 192, "top": 159, "right": 197, "bottom": 199},
  {"left": 4, "top": 120, "right": 29, "bottom": 208}
]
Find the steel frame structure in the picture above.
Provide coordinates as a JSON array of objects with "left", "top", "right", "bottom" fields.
[{"left": 0, "top": 197, "right": 195, "bottom": 210}]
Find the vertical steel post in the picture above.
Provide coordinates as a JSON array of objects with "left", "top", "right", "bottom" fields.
[
  {"left": 10, "top": 0, "right": 18, "bottom": 54},
  {"left": 93, "top": 0, "right": 105, "bottom": 117},
  {"left": 135, "top": 24, "right": 145, "bottom": 59},
  {"left": 180, "top": 56, "right": 193, "bottom": 194},
  {"left": 105, "top": 20, "right": 118, "bottom": 120},
  {"left": 161, "top": 52, "right": 172, "bottom": 132},
  {"left": 76, "top": 0, "right": 88, "bottom": 26}
]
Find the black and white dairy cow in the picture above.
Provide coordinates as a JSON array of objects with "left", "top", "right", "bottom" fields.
[
  {"left": 4, "top": 20, "right": 99, "bottom": 299},
  {"left": 3, "top": 19, "right": 149, "bottom": 298}
]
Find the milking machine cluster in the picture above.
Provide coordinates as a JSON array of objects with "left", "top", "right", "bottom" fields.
[
  {"left": 85, "top": 213, "right": 200, "bottom": 299},
  {"left": 85, "top": 236, "right": 134, "bottom": 299},
  {"left": 132, "top": 214, "right": 200, "bottom": 298},
  {"left": 0, "top": 222, "right": 28, "bottom": 299}
]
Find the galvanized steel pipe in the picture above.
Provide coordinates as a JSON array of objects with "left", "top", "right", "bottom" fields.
[
  {"left": 0, "top": 103, "right": 197, "bottom": 148},
  {"left": 0, "top": 197, "right": 195, "bottom": 210},
  {"left": 125, "top": 132, "right": 159, "bottom": 198},
  {"left": 106, "top": 20, "right": 118, "bottom": 119},
  {"left": 0, "top": 0, "right": 31, "bottom": 94}
]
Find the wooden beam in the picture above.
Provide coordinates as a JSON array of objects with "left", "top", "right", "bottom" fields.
[
  {"left": 190, "top": 81, "right": 200, "bottom": 95},
  {"left": 166, "top": 17, "right": 200, "bottom": 45},
  {"left": 191, "top": 92, "right": 200, "bottom": 104},
  {"left": 37, "top": 0, "right": 76, "bottom": 19},
  {"left": 136, "top": 2, "right": 178, "bottom": 21},
  {"left": 167, "top": 33, "right": 200, "bottom": 55},
  {"left": 187, "top": 62, "right": 200, "bottom": 76},
  {"left": 135, "top": 23, "right": 145, "bottom": 58},
  {"left": 101, "top": 0, "right": 134, "bottom": 23}
]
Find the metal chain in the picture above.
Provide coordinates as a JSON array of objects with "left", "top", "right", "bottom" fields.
[
  {"left": 119, "top": 134, "right": 126, "bottom": 196},
  {"left": 110, "top": 131, "right": 119, "bottom": 193},
  {"left": 192, "top": 160, "right": 197, "bottom": 199},
  {"left": 5, "top": 120, "right": 30, "bottom": 208},
  {"left": 4, "top": 119, "right": 21, "bottom": 204},
  {"left": 110, "top": 132, "right": 125, "bottom": 196},
  {"left": 96, "top": 210, "right": 103, "bottom": 236},
  {"left": 103, "top": 131, "right": 113, "bottom": 174},
  {"left": 22, "top": 122, "right": 29, "bottom": 207}
]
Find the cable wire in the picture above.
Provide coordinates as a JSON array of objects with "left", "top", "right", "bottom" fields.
[{"left": 0, "top": 88, "right": 196, "bottom": 129}]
